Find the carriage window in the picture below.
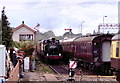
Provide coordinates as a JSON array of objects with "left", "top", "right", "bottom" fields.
[
  {"left": 116, "top": 47, "right": 119, "bottom": 57},
  {"left": 72, "top": 44, "right": 75, "bottom": 52}
]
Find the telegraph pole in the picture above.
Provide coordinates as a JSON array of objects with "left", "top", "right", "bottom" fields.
[
  {"left": 103, "top": 16, "right": 107, "bottom": 33},
  {"left": 80, "top": 21, "right": 84, "bottom": 35}
]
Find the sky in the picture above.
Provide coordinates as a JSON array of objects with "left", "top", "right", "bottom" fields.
[{"left": 0, "top": 0, "right": 119, "bottom": 36}]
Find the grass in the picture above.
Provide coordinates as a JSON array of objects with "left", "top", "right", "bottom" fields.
[
  {"left": 36, "top": 60, "right": 54, "bottom": 73},
  {"left": 39, "top": 66, "right": 54, "bottom": 73}
]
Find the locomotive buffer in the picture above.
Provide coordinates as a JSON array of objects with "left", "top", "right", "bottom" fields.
[{"left": 67, "top": 60, "right": 77, "bottom": 81}]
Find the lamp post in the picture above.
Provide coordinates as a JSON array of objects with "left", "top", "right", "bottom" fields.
[
  {"left": 103, "top": 16, "right": 107, "bottom": 33},
  {"left": 80, "top": 21, "right": 84, "bottom": 35}
]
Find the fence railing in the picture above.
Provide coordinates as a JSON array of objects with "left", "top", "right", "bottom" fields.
[{"left": 7, "top": 61, "right": 20, "bottom": 81}]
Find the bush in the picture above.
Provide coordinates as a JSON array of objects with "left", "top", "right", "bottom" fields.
[{"left": 19, "top": 41, "right": 35, "bottom": 57}]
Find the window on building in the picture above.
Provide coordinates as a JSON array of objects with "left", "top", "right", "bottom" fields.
[{"left": 19, "top": 34, "right": 33, "bottom": 41}]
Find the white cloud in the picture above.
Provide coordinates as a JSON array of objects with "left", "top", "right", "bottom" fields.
[{"left": 0, "top": 0, "right": 119, "bottom": 36}]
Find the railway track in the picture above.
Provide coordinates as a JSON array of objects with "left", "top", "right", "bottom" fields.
[
  {"left": 36, "top": 55, "right": 117, "bottom": 81},
  {"left": 76, "top": 67, "right": 95, "bottom": 75},
  {"left": 48, "top": 65, "right": 95, "bottom": 80},
  {"left": 34, "top": 59, "right": 117, "bottom": 82},
  {"left": 49, "top": 65, "right": 69, "bottom": 74},
  {"left": 61, "top": 65, "right": 94, "bottom": 75},
  {"left": 48, "top": 65, "right": 69, "bottom": 81}
]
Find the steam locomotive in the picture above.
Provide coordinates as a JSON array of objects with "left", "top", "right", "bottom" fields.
[{"left": 36, "top": 38, "right": 63, "bottom": 61}]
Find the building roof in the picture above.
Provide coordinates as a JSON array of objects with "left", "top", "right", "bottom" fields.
[{"left": 13, "top": 22, "right": 36, "bottom": 33}]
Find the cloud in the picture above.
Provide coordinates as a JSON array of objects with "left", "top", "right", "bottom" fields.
[{"left": 0, "top": 0, "right": 118, "bottom": 36}]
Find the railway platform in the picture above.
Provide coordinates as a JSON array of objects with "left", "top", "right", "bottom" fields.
[
  {"left": 19, "top": 71, "right": 60, "bottom": 81},
  {"left": 19, "top": 71, "right": 118, "bottom": 82},
  {"left": 44, "top": 74, "right": 58, "bottom": 81},
  {"left": 19, "top": 60, "right": 118, "bottom": 82}
]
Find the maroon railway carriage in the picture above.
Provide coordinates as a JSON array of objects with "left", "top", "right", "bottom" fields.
[{"left": 61, "top": 34, "right": 113, "bottom": 73}]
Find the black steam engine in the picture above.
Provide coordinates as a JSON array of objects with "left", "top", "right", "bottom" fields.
[{"left": 36, "top": 38, "right": 63, "bottom": 61}]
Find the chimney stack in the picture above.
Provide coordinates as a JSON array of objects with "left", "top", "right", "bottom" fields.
[{"left": 22, "top": 21, "right": 24, "bottom": 24}]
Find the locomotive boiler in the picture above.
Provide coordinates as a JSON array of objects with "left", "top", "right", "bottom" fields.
[{"left": 36, "top": 38, "right": 63, "bottom": 61}]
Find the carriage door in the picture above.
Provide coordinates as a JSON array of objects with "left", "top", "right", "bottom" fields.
[{"left": 102, "top": 41, "right": 111, "bottom": 62}]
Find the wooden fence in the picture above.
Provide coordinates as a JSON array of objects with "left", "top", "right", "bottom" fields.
[{"left": 7, "top": 61, "right": 20, "bottom": 81}]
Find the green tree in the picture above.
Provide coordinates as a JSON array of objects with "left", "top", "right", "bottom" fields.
[
  {"left": 19, "top": 41, "right": 35, "bottom": 57},
  {"left": 1, "top": 7, "right": 13, "bottom": 50}
]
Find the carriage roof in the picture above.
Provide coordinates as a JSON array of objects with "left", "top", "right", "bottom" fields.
[
  {"left": 61, "top": 34, "right": 113, "bottom": 43},
  {"left": 74, "top": 36, "right": 96, "bottom": 42},
  {"left": 62, "top": 37, "right": 77, "bottom": 42},
  {"left": 62, "top": 36, "right": 100, "bottom": 42},
  {"left": 112, "top": 34, "right": 120, "bottom": 40}
]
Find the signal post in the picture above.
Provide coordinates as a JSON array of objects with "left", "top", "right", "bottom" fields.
[{"left": 67, "top": 59, "right": 77, "bottom": 81}]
